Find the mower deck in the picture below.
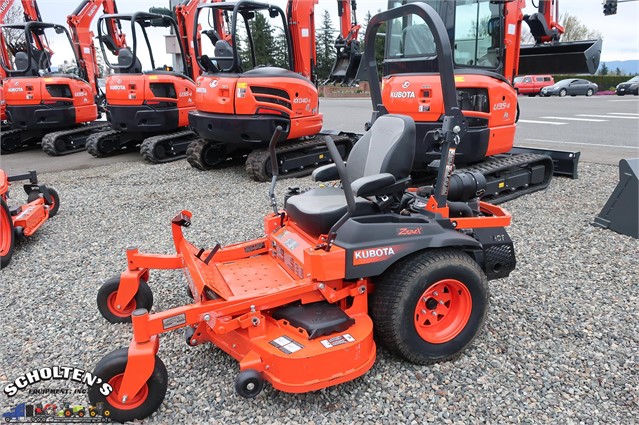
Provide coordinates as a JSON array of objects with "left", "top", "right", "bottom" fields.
[{"left": 106, "top": 211, "right": 376, "bottom": 401}]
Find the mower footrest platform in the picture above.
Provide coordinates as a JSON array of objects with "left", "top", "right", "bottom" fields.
[{"left": 273, "top": 302, "right": 355, "bottom": 339}]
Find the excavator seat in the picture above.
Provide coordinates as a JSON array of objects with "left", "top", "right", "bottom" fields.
[
  {"left": 116, "top": 48, "right": 142, "bottom": 73},
  {"left": 214, "top": 40, "right": 236, "bottom": 72},
  {"left": 286, "top": 115, "right": 416, "bottom": 236},
  {"left": 14, "top": 50, "right": 50, "bottom": 76}
]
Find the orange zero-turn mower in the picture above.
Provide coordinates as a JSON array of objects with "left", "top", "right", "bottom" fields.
[
  {"left": 88, "top": 4, "right": 516, "bottom": 422},
  {"left": 0, "top": 169, "right": 60, "bottom": 268}
]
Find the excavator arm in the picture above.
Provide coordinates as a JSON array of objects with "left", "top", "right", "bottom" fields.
[
  {"left": 325, "top": 0, "right": 362, "bottom": 86},
  {"left": 517, "top": 0, "right": 601, "bottom": 75},
  {"left": 66, "top": 0, "right": 127, "bottom": 98},
  {"left": 287, "top": 0, "right": 318, "bottom": 82}
]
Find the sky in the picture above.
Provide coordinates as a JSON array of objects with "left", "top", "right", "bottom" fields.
[{"left": 23, "top": 0, "right": 639, "bottom": 63}]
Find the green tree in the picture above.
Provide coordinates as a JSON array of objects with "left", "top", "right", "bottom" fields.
[
  {"left": 614, "top": 67, "right": 623, "bottom": 76},
  {"left": 237, "top": 11, "right": 278, "bottom": 70},
  {"left": 272, "top": 28, "right": 289, "bottom": 69},
  {"left": 559, "top": 12, "right": 601, "bottom": 41},
  {"left": 316, "top": 10, "right": 336, "bottom": 81},
  {"left": 599, "top": 62, "right": 609, "bottom": 75}
]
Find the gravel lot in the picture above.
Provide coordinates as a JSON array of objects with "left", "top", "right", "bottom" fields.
[{"left": 1, "top": 160, "right": 637, "bottom": 424}]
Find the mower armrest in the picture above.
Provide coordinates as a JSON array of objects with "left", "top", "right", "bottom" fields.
[
  {"left": 312, "top": 163, "right": 341, "bottom": 182},
  {"left": 351, "top": 173, "right": 396, "bottom": 197}
]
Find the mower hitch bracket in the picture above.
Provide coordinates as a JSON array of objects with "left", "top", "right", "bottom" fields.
[{"left": 126, "top": 248, "right": 183, "bottom": 270}]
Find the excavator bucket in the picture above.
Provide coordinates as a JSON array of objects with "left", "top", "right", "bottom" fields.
[
  {"left": 593, "top": 158, "right": 639, "bottom": 239},
  {"left": 325, "top": 38, "right": 362, "bottom": 86},
  {"left": 519, "top": 39, "right": 602, "bottom": 75}
]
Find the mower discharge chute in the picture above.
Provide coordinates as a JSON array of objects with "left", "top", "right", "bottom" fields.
[
  {"left": 0, "top": 169, "right": 60, "bottom": 269},
  {"left": 89, "top": 4, "right": 516, "bottom": 422}
]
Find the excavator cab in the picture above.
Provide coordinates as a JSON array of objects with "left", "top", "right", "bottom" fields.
[
  {"left": 89, "top": 12, "right": 198, "bottom": 162},
  {"left": 0, "top": 21, "right": 99, "bottom": 153},
  {"left": 187, "top": 0, "right": 330, "bottom": 177}
]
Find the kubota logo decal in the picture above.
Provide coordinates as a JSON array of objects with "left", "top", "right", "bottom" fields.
[
  {"left": 353, "top": 246, "right": 398, "bottom": 265},
  {"left": 109, "top": 85, "right": 126, "bottom": 90},
  {"left": 7, "top": 87, "right": 23, "bottom": 92},
  {"left": 389, "top": 91, "right": 416, "bottom": 99}
]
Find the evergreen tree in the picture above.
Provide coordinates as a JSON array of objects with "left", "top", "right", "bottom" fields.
[
  {"left": 272, "top": 28, "right": 290, "bottom": 69},
  {"left": 316, "top": 10, "right": 336, "bottom": 81},
  {"left": 236, "top": 11, "right": 278, "bottom": 70},
  {"left": 599, "top": 62, "right": 609, "bottom": 76},
  {"left": 614, "top": 67, "right": 622, "bottom": 76},
  {"left": 249, "top": 12, "right": 276, "bottom": 67}
]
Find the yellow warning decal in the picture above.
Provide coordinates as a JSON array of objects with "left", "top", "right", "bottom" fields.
[
  {"left": 149, "top": 75, "right": 158, "bottom": 80},
  {"left": 455, "top": 76, "right": 465, "bottom": 82},
  {"left": 498, "top": 182, "right": 505, "bottom": 188},
  {"left": 237, "top": 82, "right": 248, "bottom": 88}
]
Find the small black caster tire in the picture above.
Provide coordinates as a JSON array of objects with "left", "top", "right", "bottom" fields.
[
  {"left": 97, "top": 276, "right": 153, "bottom": 323},
  {"left": 28, "top": 187, "right": 60, "bottom": 217},
  {"left": 235, "top": 369, "right": 264, "bottom": 398},
  {"left": 0, "top": 199, "right": 15, "bottom": 269},
  {"left": 88, "top": 348, "right": 168, "bottom": 423}
]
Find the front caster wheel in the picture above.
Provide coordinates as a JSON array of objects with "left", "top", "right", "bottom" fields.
[
  {"left": 371, "top": 249, "right": 488, "bottom": 365},
  {"left": 0, "top": 199, "right": 15, "bottom": 269},
  {"left": 97, "top": 276, "right": 153, "bottom": 323},
  {"left": 28, "top": 187, "right": 60, "bottom": 217},
  {"left": 235, "top": 369, "right": 264, "bottom": 398},
  {"left": 88, "top": 348, "right": 168, "bottom": 423}
]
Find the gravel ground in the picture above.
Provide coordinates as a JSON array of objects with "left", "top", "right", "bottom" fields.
[{"left": 1, "top": 160, "right": 637, "bottom": 424}]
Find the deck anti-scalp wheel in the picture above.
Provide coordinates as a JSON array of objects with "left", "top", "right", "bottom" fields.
[
  {"left": 371, "top": 249, "right": 489, "bottom": 364},
  {"left": 235, "top": 369, "right": 264, "bottom": 398},
  {"left": 88, "top": 348, "right": 168, "bottom": 423},
  {"left": 97, "top": 276, "right": 153, "bottom": 323},
  {"left": 0, "top": 199, "right": 15, "bottom": 269},
  {"left": 28, "top": 187, "right": 60, "bottom": 217}
]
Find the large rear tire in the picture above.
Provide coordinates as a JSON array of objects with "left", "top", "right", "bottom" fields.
[
  {"left": 371, "top": 249, "right": 488, "bottom": 364},
  {"left": 0, "top": 199, "right": 15, "bottom": 269},
  {"left": 88, "top": 348, "right": 167, "bottom": 423}
]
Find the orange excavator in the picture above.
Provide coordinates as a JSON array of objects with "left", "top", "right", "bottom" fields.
[
  {"left": 361, "top": 0, "right": 601, "bottom": 203},
  {"left": 185, "top": 0, "right": 360, "bottom": 180},
  {"left": 0, "top": 0, "right": 43, "bottom": 131},
  {"left": 85, "top": 1, "right": 207, "bottom": 164},
  {"left": 0, "top": 0, "right": 126, "bottom": 155}
]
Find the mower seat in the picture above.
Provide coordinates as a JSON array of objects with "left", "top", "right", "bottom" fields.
[{"left": 286, "top": 114, "right": 416, "bottom": 236}]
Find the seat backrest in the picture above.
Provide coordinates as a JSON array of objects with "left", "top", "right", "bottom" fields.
[
  {"left": 402, "top": 24, "right": 435, "bottom": 56},
  {"left": 346, "top": 114, "right": 416, "bottom": 182},
  {"left": 116, "top": 47, "right": 142, "bottom": 73},
  {"left": 14, "top": 51, "right": 30, "bottom": 73},
  {"left": 214, "top": 40, "right": 235, "bottom": 71}
]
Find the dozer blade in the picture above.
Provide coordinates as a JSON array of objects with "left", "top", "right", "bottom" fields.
[{"left": 519, "top": 39, "right": 602, "bottom": 75}]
